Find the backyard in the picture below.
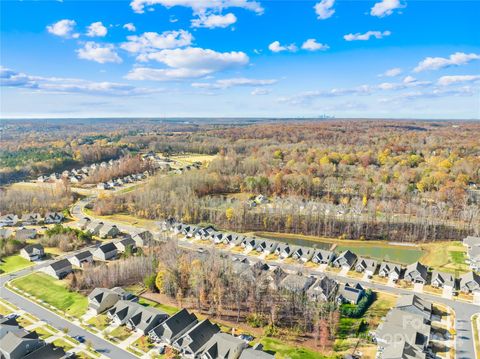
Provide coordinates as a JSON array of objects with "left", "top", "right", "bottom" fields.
[{"left": 0, "top": 255, "right": 33, "bottom": 274}]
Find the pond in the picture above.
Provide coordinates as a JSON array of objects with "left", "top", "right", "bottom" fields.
[{"left": 256, "top": 233, "right": 424, "bottom": 265}]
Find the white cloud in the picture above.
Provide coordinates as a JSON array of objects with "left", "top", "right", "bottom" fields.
[
  {"left": 46, "top": 19, "right": 79, "bottom": 38},
  {"left": 251, "top": 88, "right": 270, "bottom": 95},
  {"left": 191, "top": 13, "right": 237, "bottom": 28},
  {"left": 377, "top": 77, "right": 431, "bottom": 90},
  {"left": 370, "top": 0, "right": 405, "bottom": 17},
  {"left": 130, "top": 0, "right": 263, "bottom": 15},
  {"left": 123, "top": 23, "right": 136, "bottom": 32},
  {"left": 191, "top": 77, "right": 277, "bottom": 89},
  {"left": 76, "top": 42, "right": 122, "bottom": 64},
  {"left": 403, "top": 75, "right": 416, "bottom": 83},
  {"left": 127, "top": 47, "right": 249, "bottom": 80},
  {"left": 314, "top": 0, "right": 335, "bottom": 20},
  {"left": 301, "top": 38, "right": 329, "bottom": 51},
  {"left": 414, "top": 52, "right": 480, "bottom": 72},
  {"left": 0, "top": 66, "right": 154, "bottom": 96},
  {"left": 268, "top": 41, "right": 297, "bottom": 53},
  {"left": 86, "top": 22, "right": 108, "bottom": 37},
  {"left": 344, "top": 30, "right": 391, "bottom": 41},
  {"left": 437, "top": 75, "right": 480, "bottom": 86},
  {"left": 121, "top": 30, "right": 193, "bottom": 53},
  {"left": 379, "top": 67, "right": 402, "bottom": 77}
]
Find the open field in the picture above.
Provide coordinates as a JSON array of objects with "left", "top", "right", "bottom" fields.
[
  {"left": 138, "top": 297, "right": 180, "bottom": 316},
  {"left": 169, "top": 153, "right": 216, "bottom": 167},
  {"left": 0, "top": 255, "right": 33, "bottom": 274},
  {"left": 108, "top": 325, "right": 131, "bottom": 341},
  {"left": 83, "top": 208, "right": 158, "bottom": 231},
  {"left": 87, "top": 314, "right": 110, "bottom": 331},
  {"left": 12, "top": 272, "right": 88, "bottom": 318},
  {"left": 420, "top": 241, "right": 470, "bottom": 274},
  {"left": 260, "top": 337, "right": 333, "bottom": 359}
]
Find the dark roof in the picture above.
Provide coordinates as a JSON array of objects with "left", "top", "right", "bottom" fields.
[
  {"left": 98, "top": 242, "right": 117, "bottom": 253},
  {"left": 180, "top": 319, "right": 220, "bottom": 354},
  {"left": 153, "top": 308, "right": 197, "bottom": 338},
  {"left": 74, "top": 250, "right": 92, "bottom": 260},
  {"left": 50, "top": 259, "right": 71, "bottom": 271},
  {"left": 22, "top": 243, "right": 44, "bottom": 253},
  {"left": 23, "top": 343, "right": 67, "bottom": 359}
]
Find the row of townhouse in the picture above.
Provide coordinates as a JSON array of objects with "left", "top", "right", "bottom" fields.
[
  {"left": 463, "top": 235, "right": 480, "bottom": 271},
  {"left": 374, "top": 294, "right": 434, "bottom": 359},
  {"left": 1, "top": 228, "right": 37, "bottom": 241},
  {"left": 86, "top": 287, "right": 273, "bottom": 359},
  {"left": 161, "top": 219, "right": 480, "bottom": 295},
  {"left": 0, "top": 315, "right": 69, "bottom": 359},
  {"left": 96, "top": 172, "right": 148, "bottom": 190},
  {"left": 0, "top": 212, "right": 64, "bottom": 227}
]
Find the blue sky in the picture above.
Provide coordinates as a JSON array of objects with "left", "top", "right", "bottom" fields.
[{"left": 1, "top": 0, "right": 479, "bottom": 119}]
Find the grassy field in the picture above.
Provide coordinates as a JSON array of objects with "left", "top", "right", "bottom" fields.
[
  {"left": 138, "top": 297, "right": 180, "bottom": 316},
  {"left": 52, "top": 338, "right": 75, "bottom": 352},
  {"left": 0, "top": 302, "right": 13, "bottom": 316},
  {"left": 34, "top": 326, "right": 54, "bottom": 340},
  {"left": 87, "top": 314, "right": 110, "bottom": 331},
  {"left": 131, "top": 336, "right": 154, "bottom": 353},
  {"left": 12, "top": 272, "right": 88, "bottom": 318},
  {"left": 83, "top": 208, "right": 158, "bottom": 231},
  {"left": 0, "top": 255, "right": 33, "bottom": 274},
  {"left": 420, "top": 241, "right": 469, "bottom": 274},
  {"left": 169, "top": 153, "right": 216, "bottom": 167},
  {"left": 260, "top": 337, "right": 335, "bottom": 359},
  {"left": 109, "top": 325, "right": 132, "bottom": 341}
]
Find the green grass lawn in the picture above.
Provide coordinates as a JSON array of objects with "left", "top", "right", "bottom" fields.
[
  {"left": 12, "top": 272, "right": 88, "bottom": 318},
  {"left": 52, "top": 338, "right": 74, "bottom": 352},
  {"left": 0, "top": 255, "right": 33, "bottom": 274},
  {"left": 420, "top": 241, "right": 469, "bottom": 274},
  {"left": 0, "top": 303, "right": 13, "bottom": 316},
  {"left": 34, "top": 326, "right": 54, "bottom": 340},
  {"left": 109, "top": 326, "right": 132, "bottom": 341},
  {"left": 131, "top": 336, "right": 154, "bottom": 353},
  {"left": 138, "top": 297, "right": 180, "bottom": 316},
  {"left": 260, "top": 337, "right": 335, "bottom": 359},
  {"left": 87, "top": 314, "right": 110, "bottom": 331}
]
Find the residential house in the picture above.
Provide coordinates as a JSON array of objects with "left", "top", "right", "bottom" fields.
[
  {"left": 337, "top": 283, "right": 365, "bottom": 304},
  {"left": 98, "top": 224, "right": 120, "bottom": 239},
  {"left": 19, "top": 244, "right": 44, "bottom": 261},
  {"left": 200, "top": 332, "right": 247, "bottom": 359},
  {"left": 378, "top": 262, "right": 402, "bottom": 282},
  {"left": 15, "top": 229, "right": 37, "bottom": 241},
  {"left": 149, "top": 309, "right": 198, "bottom": 345},
  {"left": 239, "top": 344, "right": 275, "bottom": 359},
  {"left": 132, "top": 231, "right": 153, "bottom": 247},
  {"left": 403, "top": 262, "right": 428, "bottom": 284},
  {"left": 311, "top": 250, "right": 335, "bottom": 264},
  {"left": 86, "top": 221, "right": 104, "bottom": 236},
  {"left": 0, "top": 326, "right": 44, "bottom": 359},
  {"left": 299, "top": 247, "right": 315, "bottom": 262},
  {"left": 92, "top": 242, "right": 118, "bottom": 261},
  {"left": 307, "top": 275, "right": 338, "bottom": 302},
  {"left": 108, "top": 300, "right": 143, "bottom": 325},
  {"left": 332, "top": 250, "right": 357, "bottom": 269},
  {"left": 174, "top": 319, "right": 221, "bottom": 359},
  {"left": 431, "top": 271, "right": 456, "bottom": 289},
  {"left": 275, "top": 244, "right": 294, "bottom": 259},
  {"left": 88, "top": 287, "right": 135, "bottom": 314},
  {"left": 77, "top": 217, "right": 91, "bottom": 230},
  {"left": 355, "top": 257, "right": 378, "bottom": 276},
  {"left": 463, "top": 236, "right": 480, "bottom": 271},
  {"left": 21, "top": 213, "right": 42, "bottom": 225},
  {"left": 255, "top": 240, "right": 277, "bottom": 255},
  {"left": 68, "top": 250, "right": 93, "bottom": 267},
  {"left": 0, "top": 229, "right": 13, "bottom": 239},
  {"left": 127, "top": 306, "right": 169, "bottom": 334},
  {"left": 44, "top": 212, "right": 64, "bottom": 224},
  {"left": 0, "top": 214, "right": 19, "bottom": 227},
  {"left": 114, "top": 237, "right": 136, "bottom": 253},
  {"left": 395, "top": 294, "right": 432, "bottom": 322},
  {"left": 41, "top": 259, "right": 73, "bottom": 279},
  {"left": 459, "top": 272, "right": 480, "bottom": 293},
  {"left": 243, "top": 238, "right": 257, "bottom": 252},
  {"left": 279, "top": 273, "right": 316, "bottom": 293}
]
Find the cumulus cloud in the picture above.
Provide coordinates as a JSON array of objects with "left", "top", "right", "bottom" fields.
[
  {"left": 414, "top": 52, "right": 480, "bottom": 72},
  {"left": 379, "top": 67, "right": 402, "bottom": 77},
  {"left": 301, "top": 39, "right": 329, "bottom": 51},
  {"left": 86, "top": 22, "right": 108, "bottom": 37},
  {"left": 344, "top": 30, "right": 391, "bottom": 41},
  {"left": 46, "top": 19, "right": 79, "bottom": 38},
  {"left": 130, "top": 0, "right": 263, "bottom": 15},
  {"left": 121, "top": 30, "right": 193, "bottom": 54},
  {"left": 0, "top": 66, "right": 153, "bottom": 96},
  {"left": 377, "top": 76, "right": 431, "bottom": 90},
  {"left": 191, "top": 13, "right": 237, "bottom": 28},
  {"left": 76, "top": 42, "right": 122, "bottom": 64},
  {"left": 268, "top": 41, "right": 297, "bottom": 53},
  {"left": 123, "top": 23, "right": 136, "bottom": 32},
  {"left": 370, "top": 0, "right": 405, "bottom": 17},
  {"left": 437, "top": 75, "right": 480, "bottom": 86},
  {"left": 314, "top": 0, "right": 335, "bottom": 20},
  {"left": 191, "top": 77, "right": 277, "bottom": 89},
  {"left": 251, "top": 88, "right": 270, "bottom": 95},
  {"left": 126, "top": 47, "right": 249, "bottom": 81}
]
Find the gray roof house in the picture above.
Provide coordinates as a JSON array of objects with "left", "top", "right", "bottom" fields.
[
  {"left": 148, "top": 309, "right": 198, "bottom": 344},
  {"left": 307, "top": 275, "right": 339, "bottom": 302},
  {"left": 127, "top": 306, "right": 169, "bottom": 334},
  {"left": 459, "top": 271, "right": 480, "bottom": 293},
  {"left": 332, "top": 250, "right": 357, "bottom": 269},
  {"left": 403, "top": 262, "right": 428, "bottom": 284},
  {"left": 239, "top": 344, "right": 275, "bottom": 359},
  {"left": 174, "top": 319, "right": 221, "bottom": 359},
  {"left": 0, "top": 330, "right": 43, "bottom": 359},
  {"left": 200, "top": 332, "right": 247, "bottom": 359},
  {"left": 337, "top": 282, "right": 364, "bottom": 304},
  {"left": 311, "top": 249, "right": 335, "bottom": 264},
  {"left": 463, "top": 235, "right": 480, "bottom": 248},
  {"left": 355, "top": 257, "right": 378, "bottom": 275},
  {"left": 86, "top": 221, "right": 104, "bottom": 235},
  {"left": 299, "top": 247, "right": 316, "bottom": 262},
  {"left": 0, "top": 214, "right": 19, "bottom": 226},
  {"left": 431, "top": 270, "right": 455, "bottom": 289},
  {"left": 68, "top": 250, "right": 93, "bottom": 268},
  {"left": 255, "top": 240, "right": 278, "bottom": 255},
  {"left": 88, "top": 287, "right": 135, "bottom": 315},
  {"left": 395, "top": 294, "right": 432, "bottom": 322},
  {"left": 378, "top": 261, "right": 402, "bottom": 281},
  {"left": 44, "top": 212, "right": 64, "bottom": 224},
  {"left": 468, "top": 245, "right": 480, "bottom": 271},
  {"left": 275, "top": 243, "right": 293, "bottom": 259},
  {"left": 77, "top": 217, "right": 91, "bottom": 230},
  {"left": 15, "top": 228, "right": 37, "bottom": 241},
  {"left": 132, "top": 231, "right": 153, "bottom": 247},
  {"left": 41, "top": 259, "right": 73, "bottom": 279},
  {"left": 92, "top": 242, "right": 118, "bottom": 261},
  {"left": 20, "top": 244, "right": 45, "bottom": 261},
  {"left": 114, "top": 237, "right": 136, "bottom": 253},
  {"left": 21, "top": 213, "right": 42, "bottom": 225},
  {"left": 98, "top": 224, "right": 120, "bottom": 239},
  {"left": 279, "top": 273, "right": 316, "bottom": 293},
  {"left": 107, "top": 300, "right": 144, "bottom": 325}
]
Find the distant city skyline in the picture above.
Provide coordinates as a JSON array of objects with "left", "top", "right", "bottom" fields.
[{"left": 1, "top": 0, "right": 479, "bottom": 119}]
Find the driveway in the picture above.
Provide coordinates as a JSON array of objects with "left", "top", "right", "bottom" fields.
[
  {"left": 413, "top": 282, "right": 424, "bottom": 293},
  {"left": 442, "top": 285, "right": 454, "bottom": 299}
]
